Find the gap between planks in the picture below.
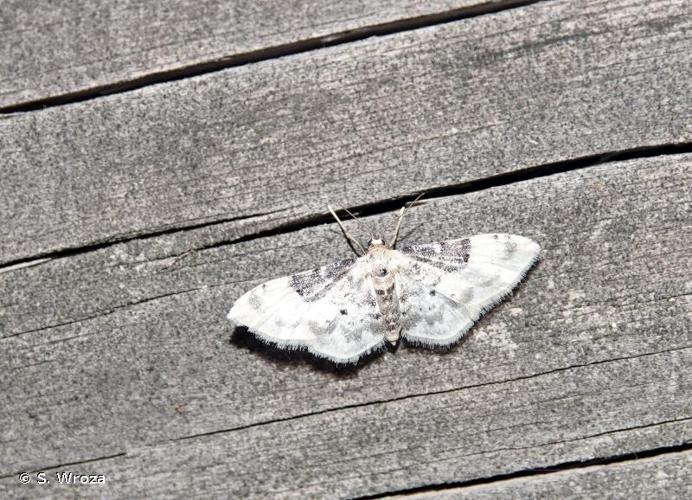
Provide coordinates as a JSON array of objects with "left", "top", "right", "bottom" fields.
[
  {"left": 358, "top": 443, "right": 692, "bottom": 499},
  {"left": 1, "top": 141, "right": 690, "bottom": 273},
  {"left": 0, "top": 0, "right": 539, "bottom": 114}
]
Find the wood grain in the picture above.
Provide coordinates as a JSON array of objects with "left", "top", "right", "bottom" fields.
[
  {"left": 0, "top": 0, "right": 519, "bottom": 109},
  {"left": 2, "top": 0, "right": 690, "bottom": 265},
  {"left": 2, "top": 153, "right": 690, "bottom": 497}
]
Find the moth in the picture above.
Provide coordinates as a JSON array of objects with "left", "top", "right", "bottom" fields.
[{"left": 228, "top": 201, "right": 540, "bottom": 364}]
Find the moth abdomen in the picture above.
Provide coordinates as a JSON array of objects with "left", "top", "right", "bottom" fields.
[{"left": 371, "top": 263, "right": 402, "bottom": 344}]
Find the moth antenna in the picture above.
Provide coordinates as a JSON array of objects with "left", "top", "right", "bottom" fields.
[
  {"left": 328, "top": 205, "right": 367, "bottom": 256},
  {"left": 391, "top": 193, "right": 425, "bottom": 249},
  {"left": 390, "top": 207, "right": 406, "bottom": 249},
  {"left": 341, "top": 206, "right": 359, "bottom": 222},
  {"left": 342, "top": 206, "right": 373, "bottom": 249}
]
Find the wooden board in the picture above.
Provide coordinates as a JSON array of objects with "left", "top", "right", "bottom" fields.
[
  {"left": 2, "top": 0, "right": 691, "bottom": 266},
  {"left": 2, "top": 0, "right": 691, "bottom": 497},
  {"left": 391, "top": 450, "right": 692, "bottom": 499},
  {"left": 2, "top": 153, "right": 690, "bottom": 497},
  {"left": 0, "top": 0, "right": 522, "bottom": 109}
]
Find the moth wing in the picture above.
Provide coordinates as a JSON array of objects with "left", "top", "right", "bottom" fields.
[
  {"left": 228, "top": 258, "right": 386, "bottom": 364},
  {"left": 396, "top": 234, "right": 540, "bottom": 346}
]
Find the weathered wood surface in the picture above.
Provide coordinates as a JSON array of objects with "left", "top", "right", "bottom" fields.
[
  {"left": 391, "top": 449, "right": 692, "bottom": 499},
  {"left": 2, "top": 154, "right": 691, "bottom": 498},
  {"left": 0, "top": 0, "right": 520, "bottom": 109},
  {"left": 2, "top": 0, "right": 691, "bottom": 266},
  {"left": 2, "top": 0, "right": 691, "bottom": 498}
]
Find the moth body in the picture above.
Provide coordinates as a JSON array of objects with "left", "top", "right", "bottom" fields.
[{"left": 367, "top": 239, "right": 402, "bottom": 344}]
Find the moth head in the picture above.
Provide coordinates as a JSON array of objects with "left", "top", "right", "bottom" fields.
[{"left": 367, "top": 237, "right": 387, "bottom": 248}]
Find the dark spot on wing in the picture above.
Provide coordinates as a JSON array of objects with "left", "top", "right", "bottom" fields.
[
  {"left": 400, "top": 239, "right": 471, "bottom": 272},
  {"left": 340, "top": 309, "right": 348, "bottom": 315},
  {"left": 429, "top": 290, "right": 436, "bottom": 296},
  {"left": 289, "top": 257, "right": 355, "bottom": 302}
]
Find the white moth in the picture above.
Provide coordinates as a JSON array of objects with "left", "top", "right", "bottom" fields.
[{"left": 228, "top": 202, "right": 540, "bottom": 364}]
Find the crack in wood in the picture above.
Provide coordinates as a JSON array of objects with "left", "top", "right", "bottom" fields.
[
  {"left": 1, "top": 148, "right": 688, "bottom": 343},
  {"left": 0, "top": 0, "right": 540, "bottom": 114},
  {"left": 169, "top": 344, "right": 692, "bottom": 443},
  {"left": 181, "top": 143, "right": 692, "bottom": 257},
  {"left": 356, "top": 441, "right": 692, "bottom": 499},
  {"left": 1, "top": 286, "right": 206, "bottom": 340},
  {"left": 0, "top": 207, "right": 291, "bottom": 272}
]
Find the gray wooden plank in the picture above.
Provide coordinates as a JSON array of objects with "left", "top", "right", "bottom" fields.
[
  {"left": 1, "top": 153, "right": 690, "bottom": 498},
  {"left": 4, "top": 353, "right": 692, "bottom": 499},
  {"left": 2, "top": 0, "right": 691, "bottom": 265},
  {"left": 0, "top": 0, "right": 518, "bottom": 109},
  {"left": 389, "top": 450, "right": 692, "bottom": 499}
]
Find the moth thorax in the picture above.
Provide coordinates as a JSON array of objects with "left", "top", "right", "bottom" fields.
[{"left": 372, "top": 267, "right": 394, "bottom": 288}]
